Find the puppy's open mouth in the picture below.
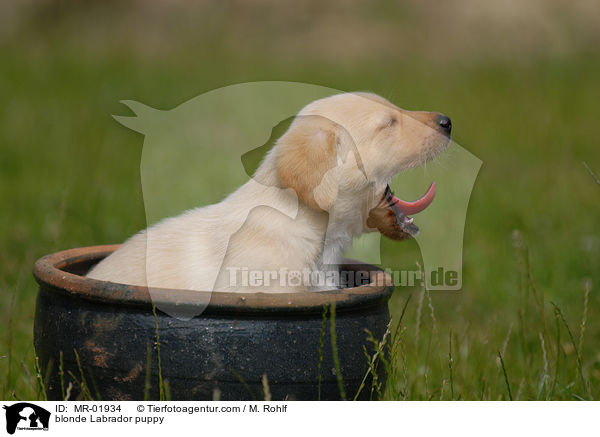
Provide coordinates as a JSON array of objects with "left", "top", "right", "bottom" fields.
[{"left": 383, "top": 182, "right": 436, "bottom": 236}]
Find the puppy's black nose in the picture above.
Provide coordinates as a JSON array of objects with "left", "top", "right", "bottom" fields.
[{"left": 438, "top": 114, "right": 452, "bottom": 136}]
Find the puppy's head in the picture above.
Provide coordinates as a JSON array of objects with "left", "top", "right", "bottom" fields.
[{"left": 276, "top": 92, "right": 451, "bottom": 238}]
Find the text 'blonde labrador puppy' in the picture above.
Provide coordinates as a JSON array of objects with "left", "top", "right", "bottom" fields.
[{"left": 88, "top": 92, "right": 451, "bottom": 292}]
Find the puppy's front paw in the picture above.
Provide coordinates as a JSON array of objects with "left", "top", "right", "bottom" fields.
[{"left": 366, "top": 204, "right": 416, "bottom": 241}]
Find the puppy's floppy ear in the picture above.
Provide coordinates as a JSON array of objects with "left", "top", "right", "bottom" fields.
[{"left": 276, "top": 115, "right": 341, "bottom": 210}]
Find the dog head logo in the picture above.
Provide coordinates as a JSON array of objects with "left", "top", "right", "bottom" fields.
[
  {"left": 3, "top": 403, "right": 50, "bottom": 435},
  {"left": 113, "top": 82, "right": 481, "bottom": 318}
]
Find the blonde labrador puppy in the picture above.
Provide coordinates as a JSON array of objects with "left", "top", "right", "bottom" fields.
[{"left": 88, "top": 92, "right": 451, "bottom": 292}]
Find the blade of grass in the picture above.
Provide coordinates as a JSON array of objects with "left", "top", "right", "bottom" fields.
[
  {"left": 399, "top": 328, "right": 408, "bottom": 400},
  {"left": 479, "top": 376, "right": 486, "bottom": 401},
  {"left": 71, "top": 349, "right": 93, "bottom": 400},
  {"left": 355, "top": 323, "right": 392, "bottom": 400},
  {"left": 86, "top": 363, "right": 102, "bottom": 401},
  {"left": 362, "top": 345, "right": 379, "bottom": 400},
  {"left": 551, "top": 302, "right": 587, "bottom": 395},
  {"left": 498, "top": 350, "right": 513, "bottom": 401},
  {"left": 228, "top": 367, "right": 256, "bottom": 401},
  {"left": 262, "top": 374, "right": 271, "bottom": 401},
  {"left": 163, "top": 379, "right": 171, "bottom": 401},
  {"left": 20, "top": 360, "right": 37, "bottom": 399},
  {"left": 34, "top": 356, "right": 49, "bottom": 401},
  {"left": 151, "top": 301, "right": 166, "bottom": 401},
  {"left": 64, "top": 381, "right": 72, "bottom": 401},
  {"left": 448, "top": 329, "right": 454, "bottom": 400},
  {"left": 557, "top": 381, "right": 586, "bottom": 401},
  {"left": 59, "top": 351, "right": 66, "bottom": 400},
  {"left": 578, "top": 280, "right": 591, "bottom": 398},
  {"left": 549, "top": 310, "right": 561, "bottom": 399},
  {"left": 393, "top": 292, "right": 413, "bottom": 340},
  {"left": 583, "top": 161, "right": 600, "bottom": 185},
  {"left": 317, "top": 304, "right": 328, "bottom": 401},
  {"left": 144, "top": 341, "right": 152, "bottom": 401},
  {"left": 329, "top": 303, "right": 346, "bottom": 400},
  {"left": 536, "top": 332, "right": 549, "bottom": 400}
]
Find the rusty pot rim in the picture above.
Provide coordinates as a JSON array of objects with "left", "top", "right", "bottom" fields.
[{"left": 33, "top": 245, "right": 394, "bottom": 314}]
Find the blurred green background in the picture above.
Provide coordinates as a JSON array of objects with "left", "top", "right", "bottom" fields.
[{"left": 1, "top": 0, "right": 599, "bottom": 400}]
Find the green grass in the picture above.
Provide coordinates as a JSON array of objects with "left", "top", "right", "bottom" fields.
[
  {"left": 379, "top": 233, "right": 598, "bottom": 400},
  {"left": 1, "top": 6, "right": 599, "bottom": 400}
]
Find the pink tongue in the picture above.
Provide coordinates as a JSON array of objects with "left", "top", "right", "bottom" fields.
[{"left": 390, "top": 182, "right": 436, "bottom": 215}]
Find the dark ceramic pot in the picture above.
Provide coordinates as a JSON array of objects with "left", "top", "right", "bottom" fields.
[{"left": 33, "top": 245, "right": 393, "bottom": 401}]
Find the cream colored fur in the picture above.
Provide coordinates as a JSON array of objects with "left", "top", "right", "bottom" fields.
[{"left": 87, "top": 92, "right": 449, "bottom": 292}]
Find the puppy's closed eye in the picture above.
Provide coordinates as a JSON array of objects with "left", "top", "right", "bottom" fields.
[{"left": 379, "top": 116, "right": 398, "bottom": 131}]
